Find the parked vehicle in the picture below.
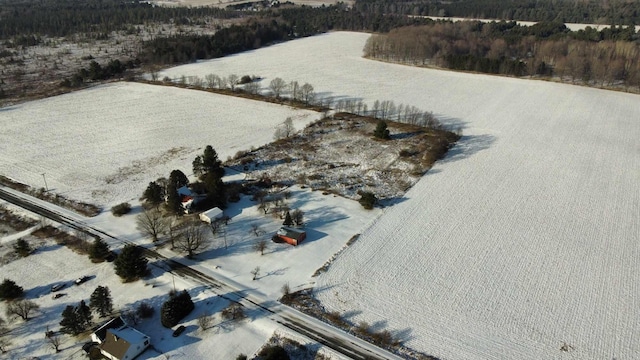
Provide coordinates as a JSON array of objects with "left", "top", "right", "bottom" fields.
[
  {"left": 75, "top": 276, "right": 90, "bottom": 285},
  {"left": 51, "top": 283, "right": 65, "bottom": 292},
  {"left": 172, "top": 325, "right": 186, "bottom": 337}
]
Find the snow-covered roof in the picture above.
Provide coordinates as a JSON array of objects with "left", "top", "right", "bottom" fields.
[
  {"left": 277, "top": 227, "right": 306, "bottom": 240},
  {"left": 201, "top": 207, "right": 223, "bottom": 221},
  {"left": 93, "top": 317, "right": 126, "bottom": 343}
]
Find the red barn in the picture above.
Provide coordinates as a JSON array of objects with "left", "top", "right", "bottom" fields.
[{"left": 275, "top": 227, "right": 306, "bottom": 246}]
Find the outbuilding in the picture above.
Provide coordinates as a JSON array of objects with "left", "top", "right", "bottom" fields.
[
  {"left": 199, "top": 207, "right": 224, "bottom": 224},
  {"left": 275, "top": 227, "right": 307, "bottom": 246}
]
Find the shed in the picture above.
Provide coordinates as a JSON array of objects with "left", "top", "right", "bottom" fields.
[
  {"left": 275, "top": 227, "right": 307, "bottom": 246},
  {"left": 199, "top": 207, "right": 224, "bottom": 224}
]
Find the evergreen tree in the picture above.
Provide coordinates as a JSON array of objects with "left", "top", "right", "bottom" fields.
[
  {"left": 204, "top": 172, "right": 226, "bottom": 208},
  {"left": 13, "top": 239, "right": 31, "bottom": 257},
  {"left": 77, "top": 300, "right": 92, "bottom": 328},
  {"left": 169, "top": 170, "right": 189, "bottom": 189},
  {"left": 59, "top": 305, "right": 83, "bottom": 335},
  {"left": 373, "top": 120, "right": 390, "bottom": 140},
  {"left": 167, "top": 170, "right": 189, "bottom": 215},
  {"left": 114, "top": 245, "right": 148, "bottom": 282},
  {"left": 358, "top": 191, "right": 378, "bottom": 210},
  {"left": 193, "top": 145, "right": 224, "bottom": 178},
  {"left": 161, "top": 290, "right": 194, "bottom": 328},
  {"left": 142, "top": 181, "right": 164, "bottom": 207},
  {"left": 0, "top": 279, "right": 23, "bottom": 301},
  {"left": 89, "top": 237, "right": 111, "bottom": 262},
  {"left": 90, "top": 286, "right": 113, "bottom": 318},
  {"left": 282, "top": 211, "right": 294, "bottom": 227},
  {"left": 166, "top": 182, "right": 183, "bottom": 215}
]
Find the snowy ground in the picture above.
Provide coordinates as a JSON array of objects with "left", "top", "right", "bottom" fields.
[
  {"left": 0, "top": 182, "right": 376, "bottom": 359},
  {"left": 155, "top": 32, "right": 639, "bottom": 359},
  {"left": 1, "top": 31, "right": 639, "bottom": 360}
]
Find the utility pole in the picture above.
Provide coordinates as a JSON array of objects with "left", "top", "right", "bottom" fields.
[{"left": 41, "top": 173, "right": 48, "bottom": 191}]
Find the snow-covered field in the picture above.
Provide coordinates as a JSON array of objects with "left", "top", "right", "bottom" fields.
[
  {"left": 157, "top": 32, "right": 640, "bottom": 359},
  {"left": 0, "top": 82, "right": 319, "bottom": 207},
  {"left": 1, "top": 31, "right": 639, "bottom": 360}
]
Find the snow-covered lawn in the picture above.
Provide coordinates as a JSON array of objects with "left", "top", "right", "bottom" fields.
[
  {"left": 0, "top": 82, "right": 319, "bottom": 208},
  {"left": 157, "top": 32, "right": 640, "bottom": 359},
  {"left": 0, "top": 183, "right": 375, "bottom": 359}
]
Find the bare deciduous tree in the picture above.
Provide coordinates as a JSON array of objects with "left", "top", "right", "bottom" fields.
[
  {"left": 257, "top": 198, "right": 272, "bottom": 215},
  {"left": 244, "top": 81, "right": 260, "bottom": 94},
  {"left": 136, "top": 209, "right": 168, "bottom": 242},
  {"left": 205, "top": 73, "right": 218, "bottom": 88},
  {"left": 300, "top": 83, "right": 314, "bottom": 104},
  {"left": 47, "top": 333, "right": 62, "bottom": 352},
  {"left": 5, "top": 299, "right": 39, "bottom": 321},
  {"left": 227, "top": 74, "right": 239, "bottom": 91},
  {"left": 250, "top": 266, "right": 260, "bottom": 280},
  {"left": 221, "top": 303, "right": 245, "bottom": 321},
  {"left": 197, "top": 312, "right": 212, "bottom": 330},
  {"left": 250, "top": 224, "right": 264, "bottom": 237},
  {"left": 273, "top": 117, "right": 295, "bottom": 140},
  {"left": 269, "top": 77, "right": 287, "bottom": 98},
  {"left": 281, "top": 283, "right": 291, "bottom": 297},
  {"left": 254, "top": 240, "right": 267, "bottom": 256},
  {"left": 289, "top": 80, "right": 300, "bottom": 100},
  {"left": 175, "top": 221, "right": 208, "bottom": 258},
  {"left": 292, "top": 209, "right": 304, "bottom": 226},
  {"left": 167, "top": 217, "right": 181, "bottom": 250}
]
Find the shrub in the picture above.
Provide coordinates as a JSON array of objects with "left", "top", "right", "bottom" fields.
[
  {"left": 358, "top": 191, "right": 377, "bottom": 210},
  {"left": 258, "top": 345, "right": 290, "bottom": 360},
  {"left": 236, "top": 355, "right": 247, "bottom": 360},
  {"left": 13, "top": 239, "right": 31, "bottom": 257},
  {"left": 399, "top": 148, "right": 414, "bottom": 157},
  {"left": 239, "top": 75, "right": 252, "bottom": 84},
  {"left": 111, "top": 202, "right": 131, "bottom": 217},
  {"left": 137, "top": 302, "right": 154, "bottom": 318},
  {"left": 161, "top": 290, "right": 194, "bottom": 328},
  {"left": 89, "top": 237, "right": 111, "bottom": 262},
  {"left": 0, "top": 279, "right": 23, "bottom": 301},
  {"left": 373, "top": 120, "right": 390, "bottom": 140}
]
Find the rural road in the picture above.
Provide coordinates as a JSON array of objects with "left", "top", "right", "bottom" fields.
[{"left": 0, "top": 186, "right": 405, "bottom": 360}]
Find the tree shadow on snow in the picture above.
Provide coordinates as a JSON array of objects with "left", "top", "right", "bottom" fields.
[{"left": 440, "top": 133, "right": 496, "bottom": 164}]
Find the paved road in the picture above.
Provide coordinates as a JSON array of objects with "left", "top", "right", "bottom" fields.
[{"left": 0, "top": 186, "right": 404, "bottom": 360}]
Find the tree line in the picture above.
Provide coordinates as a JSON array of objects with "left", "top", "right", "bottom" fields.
[
  {"left": 353, "top": 0, "right": 640, "bottom": 25},
  {"left": 364, "top": 20, "right": 640, "bottom": 89}
]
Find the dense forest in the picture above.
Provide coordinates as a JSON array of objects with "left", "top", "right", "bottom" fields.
[
  {"left": 354, "top": 0, "right": 640, "bottom": 25},
  {"left": 364, "top": 20, "right": 640, "bottom": 89},
  {"left": 0, "top": 0, "right": 238, "bottom": 38}
]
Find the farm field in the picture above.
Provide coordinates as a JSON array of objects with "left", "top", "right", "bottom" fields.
[
  {"left": 0, "top": 82, "right": 319, "bottom": 208},
  {"left": 157, "top": 32, "right": 640, "bottom": 359}
]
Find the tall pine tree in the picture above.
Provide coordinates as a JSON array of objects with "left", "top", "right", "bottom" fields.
[
  {"left": 89, "top": 237, "right": 110, "bottom": 262},
  {"left": 90, "top": 286, "right": 113, "bottom": 318},
  {"left": 114, "top": 245, "right": 148, "bottom": 282}
]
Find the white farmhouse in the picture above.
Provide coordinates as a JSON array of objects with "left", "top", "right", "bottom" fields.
[{"left": 91, "top": 317, "right": 150, "bottom": 360}]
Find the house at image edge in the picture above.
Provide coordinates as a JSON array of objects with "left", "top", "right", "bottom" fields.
[{"left": 91, "top": 317, "right": 150, "bottom": 360}]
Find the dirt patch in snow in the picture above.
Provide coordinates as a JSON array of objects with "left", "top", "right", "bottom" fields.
[{"left": 226, "top": 113, "right": 459, "bottom": 202}]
